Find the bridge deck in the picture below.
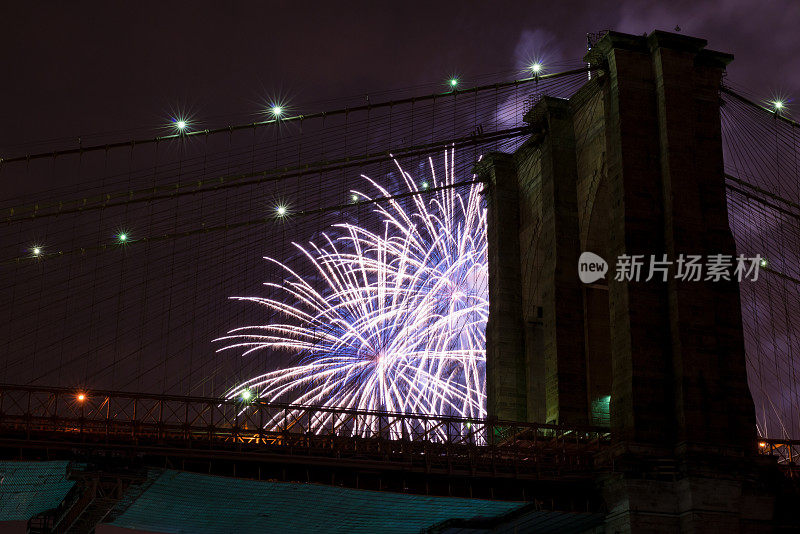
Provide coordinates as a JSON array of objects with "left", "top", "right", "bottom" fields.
[
  {"left": 0, "top": 384, "right": 613, "bottom": 501},
  {"left": 0, "top": 384, "right": 796, "bottom": 500}
]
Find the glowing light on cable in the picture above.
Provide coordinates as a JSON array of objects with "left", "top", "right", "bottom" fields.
[
  {"left": 271, "top": 105, "right": 283, "bottom": 117},
  {"left": 31, "top": 246, "right": 42, "bottom": 256},
  {"left": 351, "top": 194, "right": 359, "bottom": 202},
  {"left": 767, "top": 95, "right": 791, "bottom": 115},
  {"left": 449, "top": 78, "right": 459, "bottom": 88},
  {"left": 760, "top": 257, "right": 769, "bottom": 268},
  {"left": 531, "top": 62, "right": 542, "bottom": 74},
  {"left": 117, "top": 233, "right": 128, "bottom": 243},
  {"left": 217, "top": 151, "right": 488, "bottom": 435},
  {"left": 77, "top": 393, "right": 86, "bottom": 402},
  {"left": 240, "top": 389, "right": 253, "bottom": 401},
  {"left": 175, "top": 119, "right": 187, "bottom": 131},
  {"left": 276, "top": 205, "right": 288, "bottom": 217}
]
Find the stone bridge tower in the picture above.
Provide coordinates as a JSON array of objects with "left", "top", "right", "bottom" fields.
[{"left": 477, "top": 30, "right": 774, "bottom": 532}]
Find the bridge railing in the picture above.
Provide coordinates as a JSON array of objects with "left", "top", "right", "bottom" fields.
[
  {"left": 759, "top": 438, "right": 800, "bottom": 469},
  {"left": 1, "top": 384, "right": 796, "bottom": 479},
  {"left": 0, "top": 384, "right": 610, "bottom": 476}
]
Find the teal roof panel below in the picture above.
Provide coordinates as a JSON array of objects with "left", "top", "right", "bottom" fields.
[
  {"left": 0, "top": 461, "right": 75, "bottom": 521},
  {"left": 110, "top": 470, "right": 525, "bottom": 534}
]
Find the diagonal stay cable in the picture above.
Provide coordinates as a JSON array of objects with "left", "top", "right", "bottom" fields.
[
  {"left": 3, "top": 126, "right": 529, "bottom": 223},
  {"left": 2, "top": 178, "right": 485, "bottom": 265},
  {"left": 721, "top": 86, "right": 800, "bottom": 128},
  {"left": 0, "top": 68, "right": 590, "bottom": 165}
]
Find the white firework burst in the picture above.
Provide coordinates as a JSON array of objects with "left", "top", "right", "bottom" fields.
[{"left": 216, "top": 150, "right": 488, "bottom": 433}]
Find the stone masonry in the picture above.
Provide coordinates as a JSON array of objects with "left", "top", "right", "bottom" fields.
[{"left": 477, "top": 30, "right": 783, "bottom": 532}]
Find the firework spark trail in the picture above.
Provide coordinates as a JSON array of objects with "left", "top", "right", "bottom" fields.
[{"left": 216, "top": 150, "right": 488, "bottom": 437}]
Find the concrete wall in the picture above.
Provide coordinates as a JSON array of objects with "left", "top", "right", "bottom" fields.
[
  {"left": 479, "top": 29, "right": 772, "bottom": 532},
  {"left": 478, "top": 153, "right": 528, "bottom": 421},
  {"left": 479, "top": 29, "right": 756, "bottom": 443},
  {"left": 572, "top": 81, "right": 613, "bottom": 428}
]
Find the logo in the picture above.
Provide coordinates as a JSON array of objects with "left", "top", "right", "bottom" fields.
[
  {"left": 577, "top": 252, "right": 763, "bottom": 284},
  {"left": 578, "top": 252, "right": 608, "bottom": 284}
]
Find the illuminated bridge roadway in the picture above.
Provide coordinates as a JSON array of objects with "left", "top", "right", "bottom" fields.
[{"left": 0, "top": 384, "right": 797, "bottom": 508}]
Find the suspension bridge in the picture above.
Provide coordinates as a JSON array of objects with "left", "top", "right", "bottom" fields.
[{"left": 1, "top": 30, "right": 799, "bottom": 532}]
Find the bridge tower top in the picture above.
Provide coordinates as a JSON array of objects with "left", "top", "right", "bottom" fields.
[{"left": 479, "top": 29, "right": 769, "bottom": 531}]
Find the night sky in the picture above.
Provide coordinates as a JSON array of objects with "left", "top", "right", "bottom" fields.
[
  {"left": 2, "top": 0, "right": 798, "bottom": 172},
  {"left": 0, "top": 2, "right": 798, "bottom": 436}
]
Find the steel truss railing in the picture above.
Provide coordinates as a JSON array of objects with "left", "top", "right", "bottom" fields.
[
  {"left": 759, "top": 438, "right": 800, "bottom": 468},
  {"left": 1, "top": 384, "right": 793, "bottom": 478},
  {"left": 0, "top": 384, "right": 610, "bottom": 480}
]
